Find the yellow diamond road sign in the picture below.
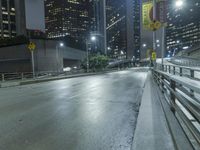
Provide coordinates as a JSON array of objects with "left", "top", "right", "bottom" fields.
[{"left": 28, "top": 42, "right": 36, "bottom": 51}]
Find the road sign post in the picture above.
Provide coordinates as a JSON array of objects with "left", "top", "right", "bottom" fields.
[{"left": 28, "top": 42, "right": 36, "bottom": 78}]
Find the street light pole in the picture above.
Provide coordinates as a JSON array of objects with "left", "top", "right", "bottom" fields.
[
  {"left": 56, "top": 45, "right": 59, "bottom": 73},
  {"left": 153, "top": 0, "right": 157, "bottom": 67},
  {"left": 103, "top": 0, "right": 107, "bottom": 55},
  {"left": 56, "top": 42, "right": 64, "bottom": 74},
  {"left": 161, "top": 24, "right": 165, "bottom": 70},
  {"left": 86, "top": 39, "right": 89, "bottom": 73}
]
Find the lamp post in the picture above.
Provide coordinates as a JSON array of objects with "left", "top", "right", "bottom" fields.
[
  {"left": 56, "top": 42, "right": 64, "bottom": 73},
  {"left": 86, "top": 36, "right": 96, "bottom": 73},
  {"left": 152, "top": 0, "right": 157, "bottom": 67},
  {"left": 161, "top": 0, "right": 184, "bottom": 69}
]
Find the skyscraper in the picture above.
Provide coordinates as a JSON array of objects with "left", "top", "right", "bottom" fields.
[
  {"left": 45, "top": 0, "right": 92, "bottom": 43},
  {"left": 91, "top": 0, "right": 107, "bottom": 54},
  {"left": 106, "top": 0, "right": 140, "bottom": 60},
  {"left": 0, "top": 0, "right": 26, "bottom": 38},
  {"left": 166, "top": 0, "right": 200, "bottom": 56}
]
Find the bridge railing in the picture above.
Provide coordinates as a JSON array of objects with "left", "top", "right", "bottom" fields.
[
  {"left": 0, "top": 68, "right": 122, "bottom": 82},
  {"left": 152, "top": 68, "right": 200, "bottom": 149},
  {"left": 0, "top": 71, "right": 82, "bottom": 82},
  {"left": 169, "top": 56, "right": 200, "bottom": 67},
  {"left": 0, "top": 72, "right": 33, "bottom": 82},
  {"left": 156, "top": 63, "right": 200, "bottom": 81}
]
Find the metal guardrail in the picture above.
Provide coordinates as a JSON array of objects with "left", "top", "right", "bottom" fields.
[
  {"left": 152, "top": 68, "right": 200, "bottom": 149},
  {"left": 0, "top": 68, "right": 122, "bottom": 82},
  {"left": 0, "top": 71, "right": 83, "bottom": 82},
  {"left": 156, "top": 63, "right": 200, "bottom": 81},
  {"left": 0, "top": 72, "right": 33, "bottom": 82},
  {"left": 169, "top": 57, "right": 200, "bottom": 67}
]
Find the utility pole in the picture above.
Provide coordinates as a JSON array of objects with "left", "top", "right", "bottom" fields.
[
  {"left": 153, "top": 0, "right": 157, "bottom": 67},
  {"left": 102, "top": 0, "right": 107, "bottom": 55},
  {"left": 161, "top": 25, "right": 165, "bottom": 70},
  {"left": 86, "top": 39, "right": 89, "bottom": 73}
]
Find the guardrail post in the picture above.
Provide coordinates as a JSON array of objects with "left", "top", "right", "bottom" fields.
[
  {"left": 190, "top": 70, "right": 195, "bottom": 97},
  {"left": 170, "top": 79, "right": 176, "bottom": 113},
  {"left": 180, "top": 67, "right": 183, "bottom": 76},
  {"left": 2, "top": 74, "right": 5, "bottom": 82},
  {"left": 21, "top": 73, "right": 24, "bottom": 80},
  {"left": 162, "top": 64, "right": 164, "bottom": 71},
  {"left": 173, "top": 66, "right": 175, "bottom": 75},
  {"left": 161, "top": 75, "right": 164, "bottom": 93}
]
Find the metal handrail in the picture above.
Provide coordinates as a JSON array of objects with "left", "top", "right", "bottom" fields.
[
  {"left": 156, "top": 63, "right": 200, "bottom": 80},
  {"left": 170, "top": 57, "right": 200, "bottom": 67},
  {"left": 152, "top": 69, "right": 200, "bottom": 149},
  {"left": 0, "top": 68, "right": 121, "bottom": 82}
]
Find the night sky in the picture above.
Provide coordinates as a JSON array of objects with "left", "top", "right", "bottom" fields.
[{"left": 25, "top": 0, "right": 45, "bottom": 32}]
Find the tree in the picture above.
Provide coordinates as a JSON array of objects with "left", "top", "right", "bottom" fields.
[{"left": 81, "top": 54, "right": 109, "bottom": 72}]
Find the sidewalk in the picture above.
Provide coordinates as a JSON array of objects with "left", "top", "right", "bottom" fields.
[{"left": 132, "top": 72, "right": 193, "bottom": 150}]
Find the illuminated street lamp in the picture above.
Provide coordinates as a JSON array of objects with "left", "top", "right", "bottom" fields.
[
  {"left": 86, "top": 36, "right": 97, "bottom": 73},
  {"left": 59, "top": 42, "right": 64, "bottom": 47},
  {"left": 143, "top": 43, "right": 147, "bottom": 48},
  {"left": 91, "top": 36, "right": 96, "bottom": 42},
  {"left": 159, "top": 0, "right": 184, "bottom": 68},
  {"left": 175, "top": 0, "right": 184, "bottom": 8}
]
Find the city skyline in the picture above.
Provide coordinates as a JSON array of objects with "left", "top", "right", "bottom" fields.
[{"left": 1, "top": 0, "right": 200, "bottom": 60}]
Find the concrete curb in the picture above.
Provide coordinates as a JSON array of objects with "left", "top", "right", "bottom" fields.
[{"left": 131, "top": 72, "right": 175, "bottom": 150}]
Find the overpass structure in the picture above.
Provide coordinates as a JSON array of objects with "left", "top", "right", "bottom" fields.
[
  {"left": 0, "top": 39, "right": 86, "bottom": 73},
  {"left": 0, "top": 64, "right": 199, "bottom": 149}
]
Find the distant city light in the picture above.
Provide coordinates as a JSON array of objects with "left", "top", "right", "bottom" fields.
[
  {"left": 91, "top": 36, "right": 96, "bottom": 41},
  {"left": 156, "top": 40, "right": 160, "bottom": 43},
  {"left": 176, "top": 40, "right": 180, "bottom": 44},
  {"left": 107, "top": 47, "right": 111, "bottom": 50},
  {"left": 183, "top": 46, "right": 189, "bottom": 50},
  {"left": 121, "top": 51, "right": 124, "bottom": 55},
  {"left": 142, "top": 44, "right": 147, "bottom": 47},
  {"left": 59, "top": 42, "right": 64, "bottom": 47}
]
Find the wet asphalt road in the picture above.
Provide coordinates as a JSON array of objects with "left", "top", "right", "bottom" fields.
[{"left": 0, "top": 68, "right": 148, "bottom": 150}]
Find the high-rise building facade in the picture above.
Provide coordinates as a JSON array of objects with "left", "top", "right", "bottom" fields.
[
  {"left": 166, "top": 0, "right": 200, "bottom": 56},
  {"left": 0, "top": 0, "right": 26, "bottom": 38},
  {"left": 106, "top": 0, "right": 140, "bottom": 60},
  {"left": 45, "top": 0, "right": 92, "bottom": 43},
  {"left": 91, "top": 0, "right": 107, "bottom": 54}
]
